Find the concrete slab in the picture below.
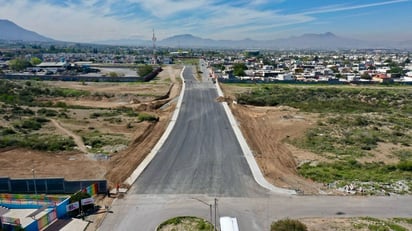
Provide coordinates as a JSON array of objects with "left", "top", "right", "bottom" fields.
[
  {"left": 60, "top": 218, "right": 89, "bottom": 231},
  {"left": 2, "top": 209, "right": 36, "bottom": 227}
]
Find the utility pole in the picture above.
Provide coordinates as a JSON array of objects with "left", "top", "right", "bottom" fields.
[
  {"left": 152, "top": 28, "right": 157, "bottom": 65},
  {"left": 209, "top": 204, "right": 213, "bottom": 231},
  {"left": 31, "top": 168, "right": 38, "bottom": 204},
  {"left": 192, "top": 197, "right": 213, "bottom": 230},
  {"left": 214, "top": 198, "right": 218, "bottom": 231}
]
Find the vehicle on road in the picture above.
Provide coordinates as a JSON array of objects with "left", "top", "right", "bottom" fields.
[{"left": 220, "top": 216, "right": 239, "bottom": 231}]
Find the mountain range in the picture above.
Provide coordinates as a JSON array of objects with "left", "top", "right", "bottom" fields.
[
  {"left": 1, "top": 19, "right": 411, "bottom": 49},
  {"left": 0, "top": 19, "right": 54, "bottom": 42},
  {"left": 96, "top": 33, "right": 412, "bottom": 50}
]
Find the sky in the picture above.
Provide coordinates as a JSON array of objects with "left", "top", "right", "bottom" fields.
[{"left": 0, "top": 0, "right": 411, "bottom": 42}]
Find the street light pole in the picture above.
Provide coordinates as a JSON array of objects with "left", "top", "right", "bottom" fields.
[
  {"left": 191, "top": 197, "right": 213, "bottom": 231},
  {"left": 214, "top": 198, "right": 217, "bottom": 231},
  {"left": 31, "top": 169, "right": 37, "bottom": 204},
  {"left": 209, "top": 204, "right": 213, "bottom": 231}
]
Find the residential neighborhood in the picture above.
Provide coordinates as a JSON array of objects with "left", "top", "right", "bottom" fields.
[
  {"left": 206, "top": 49, "right": 412, "bottom": 84},
  {"left": 1, "top": 43, "right": 411, "bottom": 85}
]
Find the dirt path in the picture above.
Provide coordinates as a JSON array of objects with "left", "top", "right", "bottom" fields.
[{"left": 50, "top": 119, "right": 88, "bottom": 153}]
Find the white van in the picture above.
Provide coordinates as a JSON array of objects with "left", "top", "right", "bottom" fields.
[{"left": 220, "top": 216, "right": 239, "bottom": 231}]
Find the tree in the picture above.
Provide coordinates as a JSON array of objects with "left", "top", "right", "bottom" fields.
[
  {"left": 361, "top": 72, "right": 372, "bottom": 80},
  {"left": 232, "top": 63, "right": 247, "bottom": 76},
  {"left": 9, "top": 58, "right": 32, "bottom": 71},
  {"left": 30, "top": 57, "right": 42, "bottom": 66},
  {"left": 137, "top": 64, "right": 153, "bottom": 77},
  {"left": 330, "top": 66, "right": 339, "bottom": 73},
  {"left": 388, "top": 66, "right": 403, "bottom": 74},
  {"left": 49, "top": 45, "right": 57, "bottom": 52}
]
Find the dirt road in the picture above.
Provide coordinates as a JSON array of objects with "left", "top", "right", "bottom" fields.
[{"left": 51, "top": 119, "right": 88, "bottom": 153}]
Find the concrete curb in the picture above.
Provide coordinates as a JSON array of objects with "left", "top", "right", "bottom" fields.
[
  {"left": 125, "top": 67, "right": 186, "bottom": 186},
  {"left": 215, "top": 81, "right": 296, "bottom": 195}
]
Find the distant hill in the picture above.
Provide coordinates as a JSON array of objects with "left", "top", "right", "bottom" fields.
[
  {"left": 94, "top": 32, "right": 412, "bottom": 50},
  {"left": 268, "top": 32, "right": 370, "bottom": 49},
  {"left": 157, "top": 32, "right": 412, "bottom": 49},
  {"left": 0, "top": 19, "right": 55, "bottom": 42},
  {"left": 94, "top": 38, "right": 151, "bottom": 46},
  {"left": 154, "top": 32, "right": 373, "bottom": 49}
]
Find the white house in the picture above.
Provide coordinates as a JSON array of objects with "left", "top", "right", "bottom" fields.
[{"left": 276, "top": 73, "right": 295, "bottom": 81}]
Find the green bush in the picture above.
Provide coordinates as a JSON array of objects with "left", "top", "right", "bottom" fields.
[
  {"left": 397, "top": 161, "right": 412, "bottom": 171},
  {"left": 1, "top": 127, "right": 16, "bottom": 135},
  {"left": 271, "top": 218, "right": 307, "bottom": 231},
  {"left": 138, "top": 113, "right": 159, "bottom": 122},
  {"left": 54, "top": 102, "right": 67, "bottom": 108},
  {"left": 0, "top": 134, "right": 75, "bottom": 151},
  {"left": 137, "top": 64, "right": 153, "bottom": 77},
  {"left": 52, "top": 88, "right": 90, "bottom": 97},
  {"left": 11, "top": 106, "right": 35, "bottom": 116},
  {"left": 157, "top": 216, "right": 213, "bottom": 231},
  {"left": 14, "top": 117, "right": 49, "bottom": 131},
  {"left": 37, "top": 108, "right": 58, "bottom": 117}
]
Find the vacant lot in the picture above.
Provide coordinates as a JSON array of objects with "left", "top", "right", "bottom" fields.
[
  {"left": 221, "top": 83, "right": 412, "bottom": 195},
  {"left": 0, "top": 65, "right": 182, "bottom": 186}
]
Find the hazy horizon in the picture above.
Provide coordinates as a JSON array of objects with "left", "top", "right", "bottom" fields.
[{"left": 0, "top": 0, "right": 411, "bottom": 43}]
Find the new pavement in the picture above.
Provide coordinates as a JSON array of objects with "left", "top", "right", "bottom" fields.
[{"left": 132, "top": 66, "right": 267, "bottom": 197}]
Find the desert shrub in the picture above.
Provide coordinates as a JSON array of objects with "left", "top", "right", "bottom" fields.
[
  {"left": 397, "top": 161, "right": 412, "bottom": 171},
  {"left": 104, "top": 117, "right": 122, "bottom": 123},
  {"left": 11, "top": 106, "right": 35, "bottom": 116},
  {"left": 271, "top": 218, "right": 307, "bottom": 231},
  {"left": 54, "top": 101, "right": 67, "bottom": 108},
  {"left": 138, "top": 113, "right": 159, "bottom": 122},
  {"left": 137, "top": 64, "right": 153, "bottom": 77},
  {"left": 1, "top": 127, "right": 16, "bottom": 135},
  {"left": 90, "top": 112, "right": 101, "bottom": 119},
  {"left": 157, "top": 216, "right": 213, "bottom": 231},
  {"left": 58, "top": 112, "right": 70, "bottom": 118},
  {"left": 81, "top": 131, "right": 128, "bottom": 151},
  {"left": 90, "top": 111, "right": 120, "bottom": 119},
  {"left": 0, "top": 134, "right": 74, "bottom": 151},
  {"left": 51, "top": 88, "right": 90, "bottom": 97},
  {"left": 394, "top": 150, "right": 412, "bottom": 161},
  {"left": 14, "top": 117, "right": 48, "bottom": 131},
  {"left": 37, "top": 108, "right": 58, "bottom": 117},
  {"left": 24, "top": 135, "right": 75, "bottom": 151}
]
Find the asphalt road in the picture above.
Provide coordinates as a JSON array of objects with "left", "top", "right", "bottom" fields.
[{"left": 132, "top": 65, "right": 267, "bottom": 197}]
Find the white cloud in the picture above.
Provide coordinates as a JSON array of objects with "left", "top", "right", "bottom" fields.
[
  {"left": 126, "top": 0, "right": 210, "bottom": 18},
  {"left": 302, "top": 0, "right": 409, "bottom": 15}
]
